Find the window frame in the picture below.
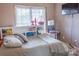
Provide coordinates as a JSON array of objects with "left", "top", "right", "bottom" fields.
[
  {"left": 15, "top": 5, "right": 47, "bottom": 33},
  {"left": 15, "top": 5, "right": 46, "bottom": 26}
]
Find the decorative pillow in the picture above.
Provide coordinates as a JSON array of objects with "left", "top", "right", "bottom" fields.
[
  {"left": 14, "top": 34, "right": 25, "bottom": 43},
  {"left": 26, "top": 32, "right": 35, "bottom": 36},
  {"left": 14, "top": 33, "right": 28, "bottom": 43},
  {"left": 3, "top": 35, "right": 22, "bottom": 48}
]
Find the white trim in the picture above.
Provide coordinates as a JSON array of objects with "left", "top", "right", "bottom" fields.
[{"left": 15, "top": 5, "right": 46, "bottom": 9}]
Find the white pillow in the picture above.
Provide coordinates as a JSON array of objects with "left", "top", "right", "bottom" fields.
[
  {"left": 14, "top": 33, "right": 28, "bottom": 43},
  {"left": 3, "top": 35, "right": 22, "bottom": 48}
]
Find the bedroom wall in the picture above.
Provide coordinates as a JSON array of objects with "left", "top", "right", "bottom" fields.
[
  {"left": 54, "top": 3, "right": 79, "bottom": 47},
  {"left": 54, "top": 3, "right": 74, "bottom": 46},
  {"left": 0, "top": 3, "right": 55, "bottom": 27},
  {"left": 0, "top": 4, "right": 14, "bottom": 26}
]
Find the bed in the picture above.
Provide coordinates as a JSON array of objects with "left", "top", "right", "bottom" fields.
[
  {"left": 0, "top": 39, "right": 50, "bottom": 56},
  {"left": 0, "top": 34, "right": 69, "bottom": 56},
  {"left": 38, "top": 34, "right": 69, "bottom": 56}
]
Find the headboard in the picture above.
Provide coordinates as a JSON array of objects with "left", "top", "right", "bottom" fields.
[
  {"left": 13, "top": 26, "right": 30, "bottom": 33},
  {"left": 0, "top": 26, "right": 32, "bottom": 38},
  {"left": 0, "top": 26, "right": 33, "bottom": 33}
]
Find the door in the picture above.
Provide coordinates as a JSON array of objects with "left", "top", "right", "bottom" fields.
[
  {"left": 72, "top": 14, "right": 79, "bottom": 47},
  {"left": 63, "top": 15, "right": 73, "bottom": 46}
]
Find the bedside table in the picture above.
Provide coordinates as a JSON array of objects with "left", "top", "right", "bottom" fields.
[
  {"left": 0, "top": 39, "right": 3, "bottom": 47},
  {"left": 48, "top": 31, "right": 60, "bottom": 39}
]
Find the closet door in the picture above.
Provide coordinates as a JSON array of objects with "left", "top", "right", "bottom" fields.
[
  {"left": 72, "top": 14, "right": 79, "bottom": 47},
  {"left": 63, "top": 15, "right": 73, "bottom": 45}
]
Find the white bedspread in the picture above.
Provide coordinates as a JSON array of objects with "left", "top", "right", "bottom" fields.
[
  {"left": 0, "top": 35, "right": 69, "bottom": 56},
  {"left": 0, "top": 37, "right": 50, "bottom": 56},
  {"left": 21, "top": 37, "right": 51, "bottom": 56},
  {"left": 38, "top": 34, "right": 69, "bottom": 55}
]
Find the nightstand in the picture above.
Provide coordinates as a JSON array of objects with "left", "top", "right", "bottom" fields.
[
  {"left": 0, "top": 39, "right": 3, "bottom": 47},
  {"left": 48, "top": 31, "right": 60, "bottom": 39}
]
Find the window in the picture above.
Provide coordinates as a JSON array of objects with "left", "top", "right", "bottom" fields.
[
  {"left": 16, "top": 6, "right": 46, "bottom": 27},
  {"left": 48, "top": 20, "right": 55, "bottom": 32},
  {"left": 15, "top": 6, "right": 46, "bottom": 33},
  {"left": 16, "top": 7, "right": 31, "bottom": 26},
  {"left": 32, "top": 8, "right": 45, "bottom": 26}
]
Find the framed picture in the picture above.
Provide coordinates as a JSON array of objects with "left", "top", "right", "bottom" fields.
[{"left": 2, "top": 27, "right": 13, "bottom": 37}]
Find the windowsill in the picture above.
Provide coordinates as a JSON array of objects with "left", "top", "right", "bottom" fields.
[{"left": 15, "top": 25, "right": 35, "bottom": 27}]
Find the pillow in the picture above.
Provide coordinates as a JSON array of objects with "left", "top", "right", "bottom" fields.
[
  {"left": 26, "top": 32, "right": 35, "bottom": 36},
  {"left": 14, "top": 33, "right": 28, "bottom": 43},
  {"left": 14, "top": 34, "right": 25, "bottom": 43},
  {"left": 3, "top": 35, "right": 22, "bottom": 48}
]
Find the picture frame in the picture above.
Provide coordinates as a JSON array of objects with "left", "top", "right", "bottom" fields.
[{"left": 1, "top": 27, "right": 13, "bottom": 38}]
